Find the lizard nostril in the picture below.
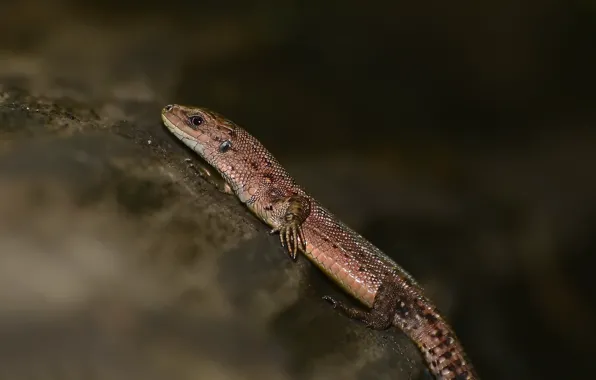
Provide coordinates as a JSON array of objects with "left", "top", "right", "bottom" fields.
[{"left": 164, "top": 104, "right": 174, "bottom": 112}]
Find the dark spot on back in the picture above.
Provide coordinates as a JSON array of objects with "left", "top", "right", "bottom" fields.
[
  {"left": 332, "top": 243, "right": 338, "bottom": 248},
  {"left": 424, "top": 311, "right": 439, "bottom": 324},
  {"left": 455, "top": 372, "right": 469, "bottom": 380},
  {"left": 250, "top": 161, "right": 259, "bottom": 170}
]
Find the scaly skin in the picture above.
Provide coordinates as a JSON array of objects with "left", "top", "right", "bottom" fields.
[{"left": 161, "top": 104, "right": 479, "bottom": 380}]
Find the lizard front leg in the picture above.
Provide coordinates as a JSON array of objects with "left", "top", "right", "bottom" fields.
[
  {"left": 185, "top": 159, "right": 234, "bottom": 194},
  {"left": 269, "top": 194, "right": 311, "bottom": 260}
]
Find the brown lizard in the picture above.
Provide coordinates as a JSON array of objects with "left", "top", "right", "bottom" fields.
[{"left": 161, "top": 104, "right": 479, "bottom": 380}]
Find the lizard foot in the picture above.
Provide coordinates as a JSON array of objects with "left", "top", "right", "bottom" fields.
[
  {"left": 271, "top": 220, "right": 306, "bottom": 260},
  {"left": 322, "top": 295, "right": 338, "bottom": 308},
  {"left": 322, "top": 288, "right": 394, "bottom": 330},
  {"left": 191, "top": 162, "right": 234, "bottom": 194}
]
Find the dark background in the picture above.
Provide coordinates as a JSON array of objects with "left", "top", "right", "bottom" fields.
[{"left": 1, "top": 1, "right": 595, "bottom": 379}]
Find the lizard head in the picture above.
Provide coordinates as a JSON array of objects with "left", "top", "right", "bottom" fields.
[
  {"left": 161, "top": 104, "right": 238, "bottom": 160},
  {"left": 161, "top": 104, "right": 270, "bottom": 194}
]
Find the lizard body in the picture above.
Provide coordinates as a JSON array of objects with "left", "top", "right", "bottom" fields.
[{"left": 161, "top": 104, "right": 479, "bottom": 380}]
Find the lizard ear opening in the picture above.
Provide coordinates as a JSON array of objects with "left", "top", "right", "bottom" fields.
[{"left": 219, "top": 140, "right": 232, "bottom": 153}]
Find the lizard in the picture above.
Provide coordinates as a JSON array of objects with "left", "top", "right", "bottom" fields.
[{"left": 161, "top": 104, "right": 479, "bottom": 380}]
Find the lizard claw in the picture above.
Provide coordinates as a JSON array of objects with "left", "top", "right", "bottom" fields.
[
  {"left": 276, "top": 221, "right": 306, "bottom": 260},
  {"left": 322, "top": 295, "right": 338, "bottom": 308}
]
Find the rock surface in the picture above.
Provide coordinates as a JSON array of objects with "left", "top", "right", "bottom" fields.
[
  {"left": 0, "top": 87, "right": 421, "bottom": 379},
  {"left": 2, "top": 1, "right": 596, "bottom": 379}
]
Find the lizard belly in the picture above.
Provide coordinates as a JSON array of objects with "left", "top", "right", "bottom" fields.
[{"left": 302, "top": 226, "right": 380, "bottom": 308}]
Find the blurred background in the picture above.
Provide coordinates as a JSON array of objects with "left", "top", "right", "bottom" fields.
[{"left": 1, "top": 1, "right": 595, "bottom": 379}]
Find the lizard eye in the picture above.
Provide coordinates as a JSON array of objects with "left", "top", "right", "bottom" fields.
[
  {"left": 219, "top": 140, "right": 232, "bottom": 153},
  {"left": 189, "top": 115, "right": 204, "bottom": 130}
]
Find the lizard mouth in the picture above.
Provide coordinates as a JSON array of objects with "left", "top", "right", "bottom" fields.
[{"left": 161, "top": 109, "right": 207, "bottom": 156}]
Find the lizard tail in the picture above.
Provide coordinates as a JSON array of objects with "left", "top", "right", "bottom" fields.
[{"left": 393, "top": 297, "right": 479, "bottom": 380}]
